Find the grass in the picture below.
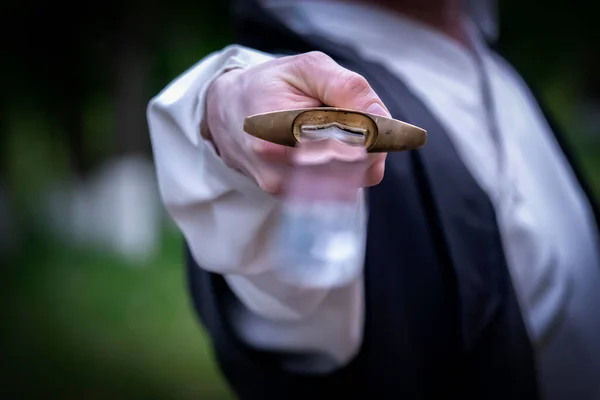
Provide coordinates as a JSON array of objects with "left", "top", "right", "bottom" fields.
[{"left": 0, "top": 229, "right": 234, "bottom": 399}]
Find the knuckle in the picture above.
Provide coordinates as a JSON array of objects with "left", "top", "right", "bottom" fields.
[
  {"left": 292, "top": 51, "right": 334, "bottom": 74},
  {"left": 337, "top": 71, "right": 372, "bottom": 98},
  {"left": 301, "top": 51, "right": 333, "bottom": 66},
  {"left": 366, "top": 157, "right": 386, "bottom": 186},
  {"left": 257, "top": 176, "right": 282, "bottom": 195}
]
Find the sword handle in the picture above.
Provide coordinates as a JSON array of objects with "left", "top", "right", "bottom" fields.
[{"left": 243, "top": 107, "right": 427, "bottom": 152}]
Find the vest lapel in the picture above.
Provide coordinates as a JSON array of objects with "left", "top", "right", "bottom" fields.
[{"left": 365, "top": 61, "right": 506, "bottom": 349}]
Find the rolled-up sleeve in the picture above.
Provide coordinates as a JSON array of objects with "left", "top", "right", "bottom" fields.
[{"left": 148, "top": 45, "right": 278, "bottom": 274}]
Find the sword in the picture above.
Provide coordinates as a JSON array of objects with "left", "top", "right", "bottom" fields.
[
  {"left": 244, "top": 107, "right": 427, "bottom": 153},
  {"left": 244, "top": 107, "right": 427, "bottom": 288}
]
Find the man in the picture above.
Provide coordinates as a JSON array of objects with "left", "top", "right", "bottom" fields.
[{"left": 147, "top": 0, "right": 600, "bottom": 398}]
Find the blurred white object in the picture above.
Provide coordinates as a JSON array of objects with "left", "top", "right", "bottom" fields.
[
  {"left": 44, "top": 155, "right": 163, "bottom": 264},
  {"left": 271, "top": 131, "right": 368, "bottom": 289},
  {"left": 91, "top": 155, "right": 162, "bottom": 263}
]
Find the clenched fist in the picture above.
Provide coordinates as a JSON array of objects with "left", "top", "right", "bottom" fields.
[{"left": 204, "top": 51, "right": 390, "bottom": 194}]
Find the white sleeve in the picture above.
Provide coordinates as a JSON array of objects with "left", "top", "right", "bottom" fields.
[{"left": 147, "top": 45, "right": 367, "bottom": 329}]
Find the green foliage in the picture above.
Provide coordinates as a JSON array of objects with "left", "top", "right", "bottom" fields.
[{"left": 1, "top": 230, "right": 234, "bottom": 399}]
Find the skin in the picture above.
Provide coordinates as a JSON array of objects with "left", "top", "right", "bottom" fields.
[{"left": 205, "top": 1, "right": 464, "bottom": 195}]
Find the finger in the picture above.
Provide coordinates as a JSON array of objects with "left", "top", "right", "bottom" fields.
[
  {"left": 364, "top": 154, "right": 387, "bottom": 187},
  {"left": 254, "top": 166, "right": 287, "bottom": 195},
  {"left": 279, "top": 52, "right": 391, "bottom": 117},
  {"left": 251, "top": 137, "right": 295, "bottom": 165}
]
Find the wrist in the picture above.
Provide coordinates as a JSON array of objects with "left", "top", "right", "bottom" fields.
[{"left": 202, "top": 67, "right": 245, "bottom": 149}]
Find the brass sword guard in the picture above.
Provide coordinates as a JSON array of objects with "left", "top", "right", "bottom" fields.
[{"left": 243, "top": 107, "right": 427, "bottom": 152}]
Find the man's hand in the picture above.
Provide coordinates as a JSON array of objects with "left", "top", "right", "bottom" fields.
[{"left": 205, "top": 51, "right": 390, "bottom": 195}]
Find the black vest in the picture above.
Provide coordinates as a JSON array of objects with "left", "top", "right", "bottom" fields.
[{"left": 185, "top": 2, "right": 598, "bottom": 399}]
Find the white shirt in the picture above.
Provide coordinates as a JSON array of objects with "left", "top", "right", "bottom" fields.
[{"left": 147, "top": 1, "right": 600, "bottom": 374}]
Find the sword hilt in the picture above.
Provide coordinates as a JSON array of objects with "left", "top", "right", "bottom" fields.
[{"left": 243, "top": 107, "right": 427, "bottom": 152}]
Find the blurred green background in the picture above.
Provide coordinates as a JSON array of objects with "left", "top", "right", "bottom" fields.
[{"left": 1, "top": 1, "right": 599, "bottom": 399}]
